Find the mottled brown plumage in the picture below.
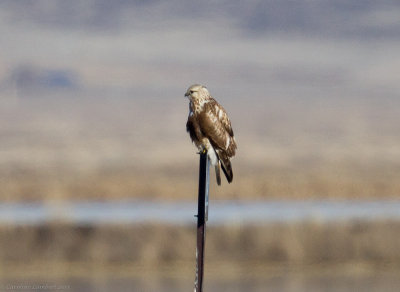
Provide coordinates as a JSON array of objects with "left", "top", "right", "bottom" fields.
[{"left": 185, "top": 84, "right": 237, "bottom": 185}]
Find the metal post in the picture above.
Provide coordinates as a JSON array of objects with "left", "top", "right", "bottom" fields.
[{"left": 194, "top": 151, "right": 210, "bottom": 292}]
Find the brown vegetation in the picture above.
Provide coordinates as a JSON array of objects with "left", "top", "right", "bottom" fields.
[
  {"left": 1, "top": 220, "right": 400, "bottom": 270},
  {"left": 1, "top": 96, "right": 400, "bottom": 202},
  {"left": 1, "top": 162, "right": 400, "bottom": 201}
]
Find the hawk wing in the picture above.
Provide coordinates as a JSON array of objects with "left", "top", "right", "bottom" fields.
[
  {"left": 186, "top": 117, "right": 198, "bottom": 144},
  {"left": 199, "top": 99, "right": 236, "bottom": 157}
]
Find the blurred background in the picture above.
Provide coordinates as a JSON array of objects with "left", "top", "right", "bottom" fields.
[{"left": 1, "top": 0, "right": 400, "bottom": 291}]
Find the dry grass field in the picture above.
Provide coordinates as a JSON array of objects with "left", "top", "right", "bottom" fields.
[
  {"left": 0, "top": 95, "right": 399, "bottom": 202},
  {"left": 1, "top": 220, "right": 400, "bottom": 275}
]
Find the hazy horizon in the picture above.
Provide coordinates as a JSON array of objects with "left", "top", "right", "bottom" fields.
[{"left": 1, "top": 0, "right": 399, "bottom": 101}]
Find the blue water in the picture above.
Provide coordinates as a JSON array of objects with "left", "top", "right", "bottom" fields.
[{"left": 0, "top": 200, "right": 400, "bottom": 225}]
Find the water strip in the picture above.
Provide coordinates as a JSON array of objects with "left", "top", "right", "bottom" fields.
[{"left": 0, "top": 200, "right": 399, "bottom": 225}]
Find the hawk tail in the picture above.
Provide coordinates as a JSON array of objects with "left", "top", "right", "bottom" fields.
[
  {"left": 218, "top": 152, "right": 233, "bottom": 183},
  {"left": 215, "top": 163, "right": 221, "bottom": 186}
]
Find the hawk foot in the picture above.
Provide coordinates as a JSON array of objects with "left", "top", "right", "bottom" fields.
[{"left": 197, "top": 148, "right": 207, "bottom": 155}]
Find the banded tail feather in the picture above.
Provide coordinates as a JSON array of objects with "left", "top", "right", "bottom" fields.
[{"left": 217, "top": 151, "right": 233, "bottom": 183}]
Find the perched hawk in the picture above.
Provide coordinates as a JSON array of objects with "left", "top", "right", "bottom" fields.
[{"left": 185, "top": 84, "right": 237, "bottom": 185}]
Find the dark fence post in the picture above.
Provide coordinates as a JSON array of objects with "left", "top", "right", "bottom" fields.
[{"left": 194, "top": 151, "right": 210, "bottom": 292}]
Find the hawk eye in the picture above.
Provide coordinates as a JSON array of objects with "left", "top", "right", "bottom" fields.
[{"left": 190, "top": 90, "right": 194, "bottom": 93}]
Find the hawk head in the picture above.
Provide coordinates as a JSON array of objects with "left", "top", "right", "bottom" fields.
[{"left": 184, "top": 84, "right": 210, "bottom": 102}]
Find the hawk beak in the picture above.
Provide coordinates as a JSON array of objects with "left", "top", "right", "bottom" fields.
[{"left": 184, "top": 92, "right": 190, "bottom": 97}]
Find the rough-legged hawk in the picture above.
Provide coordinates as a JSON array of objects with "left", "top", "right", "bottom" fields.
[{"left": 185, "top": 84, "right": 237, "bottom": 185}]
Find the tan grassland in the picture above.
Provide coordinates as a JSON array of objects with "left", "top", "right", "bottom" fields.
[
  {"left": 2, "top": 163, "right": 400, "bottom": 201},
  {"left": 1, "top": 221, "right": 400, "bottom": 273},
  {"left": 0, "top": 96, "right": 399, "bottom": 201}
]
